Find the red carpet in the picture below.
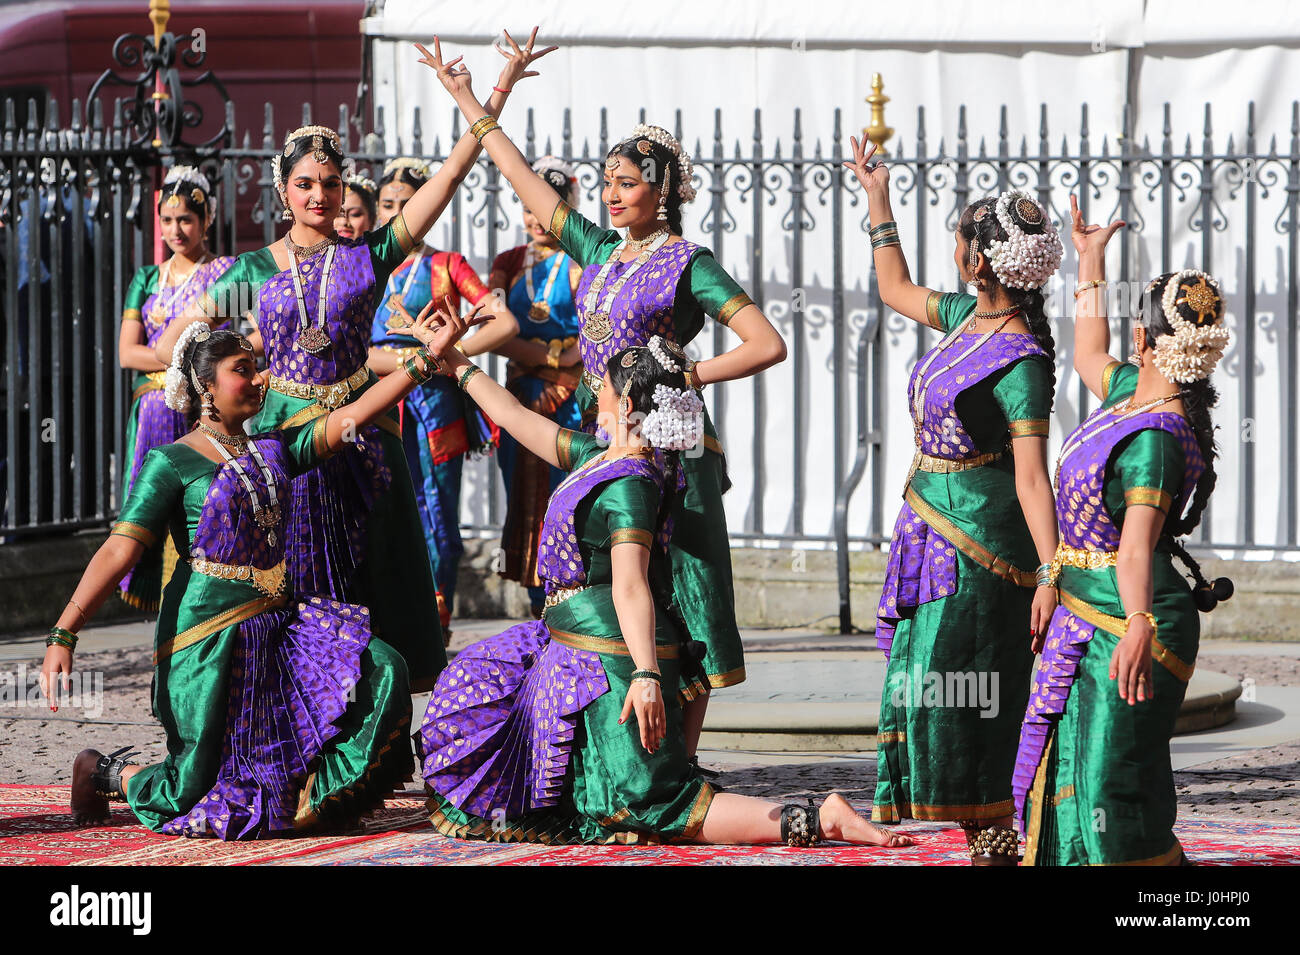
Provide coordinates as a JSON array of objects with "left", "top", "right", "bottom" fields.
[{"left": 1, "top": 786, "right": 1296, "bottom": 865}]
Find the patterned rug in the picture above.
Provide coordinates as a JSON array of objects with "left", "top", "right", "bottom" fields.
[{"left": 2, "top": 786, "right": 1296, "bottom": 865}]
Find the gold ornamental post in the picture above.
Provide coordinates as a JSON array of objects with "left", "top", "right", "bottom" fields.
[{"left": 863, "top": 72, "right": 894, "bottom": 157}]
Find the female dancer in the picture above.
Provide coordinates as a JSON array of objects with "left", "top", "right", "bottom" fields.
[
  {"left": 487, "top": 155, "right": 584, "bottom": 616},
  {"left": 419, "top": 313, "right": 909, "bottom": 848},
  {"left": 368, "top": 156, "right": 518, "bottom": 619},
  {"left": 1014, "top": 199, "right": 1232, "bottom": 866},
  {"left": 161, "top": 32, "right": 551, "bottom": 688},
  {"left": 844, "top": 138, "right": 1062, "bottom": 863},
  {"left": 334, "top": 174, "right": 377, "bottom": 239},
  {"left": 430, "top": 41, "right": 787, "bottom": 758},
  {"left": 117, "top": 166, "right": 234, "bottom": 610},
  {"left": 44, "top": 309, "right": 460, "bottom": 838}
]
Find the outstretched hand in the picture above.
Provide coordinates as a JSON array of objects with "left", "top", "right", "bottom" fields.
[
  {"left": 843, "top": 135, "right": 889, "bottom": 194},
  {"left": 1070, "top": 194, "right": 1125, "bottom": 256},
  {"left": 401, "top": 296, "right": 490, "bottom": 361},
  {"left": 415, "top": 37, "right": 473, "bottom": 98},
  {"left": 493, "top": 27, "right": 557, "bottom": 91}
]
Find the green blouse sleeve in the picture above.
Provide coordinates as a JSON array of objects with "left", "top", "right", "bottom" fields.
[
  {"left": 1102, "top": 360, "right": 1139, "bottom": 406},
  {"left": 122, "top": 266, "right": 157, "bottom": 322},
  {"left": 197, "top": 255, "right": 249, "bottom": 323},
  {"left": 367, "top": 212, "right": 420, "bottom": 287},
  {"left": 933, "top": 291, "right": 977, "bottom": 332},
  {"left": 548, "top": 202, "right": 620, "bottom": 268},
  {"left": 111, "top": 450, "right": 181, "bottom": 549},
  {"left": 992, "top": 355, "right": 1053, "bottom": 439},
  {"left": 597, "top": 476, "right": 661, "bottom": 550},
  {"left": 1111, "top": 428, "right": 1187, "bottom": 516},
  {"left": 279, "top": 418, "right": 336, "bottom": 477},
  {"left": 556, "top": 428, "right": 603, "bottom": 471},
  {"left": 686, "top": 252, "right": 754, "bottom": 327}
]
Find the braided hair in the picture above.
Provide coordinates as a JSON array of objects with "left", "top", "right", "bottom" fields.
[
  {"left": 959, "top": 196, "right": 1058, "bottom": 409},
  {"left": 1139, "top": 272, "right": 1233, "bottom": 611},
  {"left": 607, "top": 344, "right": 708, "bottom": 681}
]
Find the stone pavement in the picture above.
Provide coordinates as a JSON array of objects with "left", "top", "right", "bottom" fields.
[{"left": 2, "top": 619, "right": 1297, "bottom": 818}]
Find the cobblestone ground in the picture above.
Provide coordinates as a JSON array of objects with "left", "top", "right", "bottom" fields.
[{"left": 2, "top": 644, "right": 1297, "bottom": 820}]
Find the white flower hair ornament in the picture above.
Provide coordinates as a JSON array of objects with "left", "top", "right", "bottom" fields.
[
  {"left": 163, "top": 164, "right": 212, "bottom": 195},
  {"left": 163, "top": 322, "right": 214, "bottom": 414},
  {"left": 984, "top": 190, "right": 1063, "bottom": 291},
  {"left": 640, "top": 384, "right": 705, "bottom": 451},
  {"left": 647, "top": 335, "right": 681, "bottom": 373},
  {"left": 628, "top": 124, "right": 697, "bottom": 204},
  {"left": 1150, "top": 270, "right": 1230, "bottom": 384},
  {"left": 533, "top": 154, "right": 579, "bottom": 203}
]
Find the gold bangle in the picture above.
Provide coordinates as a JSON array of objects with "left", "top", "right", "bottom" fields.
[
  {"left": 471, "top": 117, "right": 501, "bottom": 143},
  {"left": 1074, "top": 279, "right": 1107, "bottom": 299},
  {"left": 66, "top": 598, "right": 87, "bottom": 626},
  {"left": 1125, "top": 610, "right": 1158, "bottom": 638},
  {"left": 457, "top": 364, "right": 484, "bottom": 391}
]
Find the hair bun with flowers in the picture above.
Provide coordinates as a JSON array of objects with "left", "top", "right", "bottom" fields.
[
  {"left": 627, "top": 124, "right": 696, "bottom": 204},
  {"left": 640, "top": 383, "right": 704, "bottom": 451},
  {"left": 164, "top": 164, "right": 211, "bottom": 195},
  {"left": 164, "top": 322, "right": 214, "bottom": 413},
  {"left": 533, "top": 154, "right": 579, "bottom": 204},
  {"left": 1151, "top": 269, "right": 1230, "bottom": 383},
  {"left": 984, "top": 190, "right": 1063, "bottom": 290}
]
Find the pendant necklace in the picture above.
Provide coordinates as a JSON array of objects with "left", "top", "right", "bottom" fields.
[
  {"left": 384, "top": 248, "right": 427, "bottom": 330},
  {"left": 285, "top": 235, "right": 335, "bottom": 354},
  {"left": 581, "top": 230, "right": 671, "bottom": 344},
  {"left": 525, "top": 245, "right": 565, "bottom": 323},
  {"left": 201, "top": 431, "right": 283, "bottom": 547},
  {"left": 150, "top": 253, "right": 211, "bottom": 324}
]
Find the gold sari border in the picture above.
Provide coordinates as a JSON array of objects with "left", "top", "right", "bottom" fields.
[
  {"left": 1059, "top": 589, "right": 1194, "bottom": 682},
  {"left": 873, "top": 798, "right": 1014, "bottom": 824},
  {"left": 311, "top": 416, "right": 334, "bottom": 459},
  {"left": 556, "top": 428, "right": 579, "bottom": 470},
  {"left": 1092, "top": 840, "right": 1185, "bottom": 867},
  {"left": 876, "top": 730, "right": 907, "bottom": 745},
  {"left": 715, "top": 292, "right": 753, "bottom": 327},
  {"left": 548, "top": 627, "right": 679, "bottom": 659},
  {"left": 1009, "top": 418, "right": 1050, "bottom": 439},
  {"left": 706, "top": 665, "right": 746, "bottom": 689},
  {"left": 548, "top": 201, "right": 572, "bottom": 241},
  {"left": 154, "top": 592, "right": 286, "bottom": 665},
  {"left": 703, "top": 435, "right": 724, "bottom": 457},
  {"left": 904, "top": 486, "right": 1035, "bottom": 588},
  {"left": 609, "top": 528, "right": 654, "bottom": 549},
  {"left": 1022, "top": 736, "right": 1053, "bottom": 866},
  {"left": 681, "top": 782, "right": 715, "bottom": 841},
  {"left": 391, "top": 211, "right": 417, "bottom": 255},
  {"left": 111, "top": 521, "right": 157, "bottom": 549},
  {"left": 1101, "top": 359, "right": 1125, "bottom": 400},
  {"left": 131, "top": 371, "right": 168, "bottom": 403},
  {"left": 1124, "top": 486, "right": 1173, "bottom": 513},
  {"left": 1053, "top": 783, "right": 1076, "bottom": 806},
  {"left": 122, "top": 308, "right": 143, "bottom": 323}
]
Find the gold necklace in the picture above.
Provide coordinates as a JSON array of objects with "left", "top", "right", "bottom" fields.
[
  {"left": 968, "top": 304, "right": 1020, "bottom": 326},
  {"left": 625, "top": 227, "right": 669, "bottom": 252},
  {"left": 197, "top": 422, "right": 248, "bottom": 451},
  {"left": 285, "top": 232, "right": 337, "bottom": 258},
  {"left": 1053, "top": 392, "right": 1182, "bottom": 490}
]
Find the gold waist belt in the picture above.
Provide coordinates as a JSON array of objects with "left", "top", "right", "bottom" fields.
[
  {"left": 542, "top": 585, "right": 588, "bottom": 615},
  {"left": 190, "top": 557, "right": 287, "bottom": 599},
  {"left": 1049, "top": 543, "right": 1117, "bottom": 585},
  {"left": 133, "top": 370, "right": 169, "bottom": 401},
  {"left": 526, "top": 336, "right": 579, "bottom": 349},
  {"left": 581, "top": 369, "right": 604, "bottom": 395},
  {"left": 269, "top": 365, "right": 371, "bottom": 410},
  {"left": 911, "top": 447, "right": 1005, "bottom": 474}
]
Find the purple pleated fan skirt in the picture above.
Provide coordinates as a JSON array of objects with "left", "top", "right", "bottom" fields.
[{"left": 875, "top": 500, "right": 959, "bottom": 657}]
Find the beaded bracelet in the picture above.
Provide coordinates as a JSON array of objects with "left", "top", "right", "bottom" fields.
[
  {"left": 46, "top": 626, "right": 78, "bottom": 650},
  {"left": 630, "top": 669, "right": 662, "bottom": 684},
  {"left": 457, "top": 365, "right": 484, "bottom": 391}
]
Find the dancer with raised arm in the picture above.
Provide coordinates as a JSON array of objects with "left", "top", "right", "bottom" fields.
[
  {"left": 844, "top": 137, "right": 1062, "bottom": 864},
  {"left": 45, "top": 308, "right": 469, "bottom": 839},
  {"left": 367, "top": 155, "right": 519, "bottom": 622},
  {"left": 416, "top": 297, "right": 909, "bottom": 848},
  {"left": 487, "top": 156, "right": 584, "bottom": 616},
  {"left": 117, "top": 166, "right": 234, "bottom": 611},
  {"left": 427, "top": 36, "right": 788, "bottom": 764},
  {"left": 1014, "top": 198, "right": 1233, "bottom": 866},
  {"left": 157, "top": 33, "right": 550, "bottom": 689}
]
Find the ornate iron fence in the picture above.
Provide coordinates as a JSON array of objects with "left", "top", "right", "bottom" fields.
[{"left": 3, "top": 93, "right": 1298, "bottom": 631}]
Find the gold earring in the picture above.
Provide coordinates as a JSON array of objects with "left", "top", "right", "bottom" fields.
[{"left": 657, "top": 167, "right": 671, "bottom": 223}]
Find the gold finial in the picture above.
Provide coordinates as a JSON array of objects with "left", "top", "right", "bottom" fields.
[
  {"left": 864, "top": 72, "right": 894, "bottom": 158},
  {"left": 149, "top": 0, "right": 171, "bottom": 50}
]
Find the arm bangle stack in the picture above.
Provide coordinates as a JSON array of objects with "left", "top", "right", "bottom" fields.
[
  {"left": 1035, "top": 562, "right": 1055, "bottom": 588},
  {"left": 46, "top": 626, "right": 78, "bottom": 650},
  {"left": 630, "top": 669, "right": 662, "bottom": 684},
  {"left": 469, "top": 115, "right": 501, "bottom": 143},
  {"left": 869, "top": 220, "right": 901, "bottom": 250},
  {"left": 457, "top": 364, "right": 484, "bottom": 391},
  {"left": 402, "top": 349, "right": 434, "bottom": 385}
]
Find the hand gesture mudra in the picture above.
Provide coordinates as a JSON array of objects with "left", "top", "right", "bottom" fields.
[
  {"left": 415, "top": 37, "right": 474, "bottom": 97},
  {"left": 843, "top": 135, "right": 889, "bottom": 194},
  {"left": 405, "top": 296, "right": 490, "bottom": 360},
  {"left": 1069, "top": 194, "right": 1125, "bottom": 256},
  {"left": 494, "top": 27, "right": 557, "bottom": 90}
]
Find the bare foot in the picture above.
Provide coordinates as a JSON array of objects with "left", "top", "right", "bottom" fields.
[
  {"left": 818, "top": 793, "right": 913, "bottom": 847},
  {"left": 71, "top": 749, "right": 110, "bottom": 826}
]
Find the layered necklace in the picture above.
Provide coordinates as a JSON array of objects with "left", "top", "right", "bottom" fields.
[
  {"left": 1053, "top": 392, "right": 1183, "bottom": 491},
  {"left": 524, "top": 244, "right": 566, "bottom": 323},
  {"left": 581, "top": 229, "right": 671, "bottom": 344},
  {"left": 384, "top": 247, "right": 427, "bottom": 330},
  {"left": 909, "top": 313, "right": 1015, "bottom": 426},
  {"left": 199, "top": 426, "right": 284, "bottom": 547},
  {"left": 284, "top": 233, "right": 336, "bottom": 354},
  {"left": 150, "top": 252, "right": 211, "bottom": 323}
]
